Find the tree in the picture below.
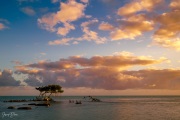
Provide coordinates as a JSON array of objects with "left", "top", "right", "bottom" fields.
[{"left": 35, "top": 84, "right": 64, "bottom": 101}]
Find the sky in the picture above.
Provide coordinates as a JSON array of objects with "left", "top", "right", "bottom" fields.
[{"left": 0, "top": 0, "right": 180, "bottom": 96}]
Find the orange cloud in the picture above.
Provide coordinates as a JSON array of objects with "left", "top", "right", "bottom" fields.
[
  {"left": 48, "top": 38, "right": 74, "bottom": 45},
  {"left": 16, "top": 52, "right": 167, "bottom": 72},
  {"left": 153, "top": 5, "right": 180, "bottom": 50},
  {"left": 49, "top": 19, "right": 107, "bottom": 45},
  {"left": 170, "top": 0, "right": 180, "bottom": 10},
  {"left": 110, "top": 14, "right": 154, "bottom": 40},
  {"left": 13, "top": 53, "right": 180, "bottom": 90},
  {"left": 117, "top": 1, "right": 143, "bottom": 16},
  {"left": 57, "top": 22, "right": 75, "bottom": 36},
  {"left": 98, "top": 0, "right": 180, "bottom": 50},
  {"left": 18, "top": 67, "right": 180, "bottom": 90},
  {"left": 117, "top": 0, "right": 164, "bottom": 16},
  {"left": 38, "top": 0, "right": 87, "bottom": 36},
  {"left": 78, "top": 19, "right": 107, "bottom": 44},
  {"left": 15, "top": 66, "right": 41, "bottom": 74},
  {"left": 98, "top": 22, "right": 114, "bottom": 31}
]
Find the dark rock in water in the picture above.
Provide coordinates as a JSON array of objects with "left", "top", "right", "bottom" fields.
[
  {"left": 28, "top": 103, "right": 36, "bottom": 105},
  {"left": 7, "top": 106, "right": 16, "bottom": 109},
  {"left": 4, "top": 99, "right": 27, "bottom": 102},
  {"left": 75, "top": 101, "right": 82, "bottom": 104},
  {"left": 17, "top": 107, "right": 32, "bottom": 110},
  {"left": 91, "top": 98, "right": 101, "bottom": 102},
  {"left": 35, "top": 103, "right": 50, "bottom": 106}
]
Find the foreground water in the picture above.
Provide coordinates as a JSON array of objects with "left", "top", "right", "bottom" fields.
[{"left": 0, "top": 96, "right": 180, "bottom": 120}]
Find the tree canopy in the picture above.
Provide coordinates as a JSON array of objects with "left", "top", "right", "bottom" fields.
[{"left": 36, "top": 85, "right": 64, "bottom": 99}]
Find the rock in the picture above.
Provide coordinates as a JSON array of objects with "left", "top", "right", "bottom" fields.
[
  {"left": 17, "top": 107, "right": 32, "bottom": 110},
  {"left": 7, "top": 106, "right": 16, "bottom": 109},
  {"left": 91, "top": 98, "right": 101, "bottom": 102},
  {"left": 28, "top": 103, "right": 36, "bottom": 105},
  {"left": 35, "top": 103, "right": 50, "bottom": 106},
  {"left": 75, "top": 101, "right": 82, "bottom": 104}
]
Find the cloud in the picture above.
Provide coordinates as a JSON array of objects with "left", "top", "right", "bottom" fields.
[
  {"left": 40, "top": 52, "right": 46, "bottom": 56},
  {"left": 81, "top": 0, "right": 88, "bottom": 3},
  {"left": 98, "top": 22, "right": 114, "bottom": 31},
  {"left": 17, "top": 0, "right": 35, "bottom": 5},
  {"left": 98, "top": 0, "right": 180, "bottom": 50},
  {"left": 21, "top": 7, "right": 36, "bottom": 16},
  {"left": 0, "top": 69, "right": 21, "bottom": 86},
  {"left": 110, "top": 14, "right": 154, "bottom": 40},
  {"left": 17, "top": 51, "right": 167, "bottom": 71},
  {"left": 57, "top": 22, "right": 75, "bottom": 36},
  {"left": 16, "top": 66, "right": 180, "bottom": 90},
  {"left": 48, "top": 19, "right": 107, "bottom": 45},
  {"left": 51, "top": 0, "right": 58, "bottom": 3},
  {"left": 48, "top": 38, "right": 74, "bottom": 45},
  {"left": 0, "top": 19, "right": 9, "bottom": 30},
  {"left": 11, "top": 60, "right": 23, "bottom": 65},
  {"left": 14, "top": 52, "right": 168, "bottom": 88},
  {"left": 123, "top": 69, "right": 180, "bottom": 90},
  {"left": 170, "top": 0, "right": 180, "bottom": 10},
  {"left": 14, "top": 53, "right": 180, "bottom": 90},
  {"left": 152, "top": 0, "right": 180, "bottom": 50},
  {"left": 0, "top": 23, "right": 6, "bottom": 30},
  {"left": 38, "top": 0, "right": 87, "bottom": 36},
  {"left": 78, "top": 19, "right": 107, "bottom": 44},
  {"left": 0, "top": 19, "right": 9, "bottom": 24},
  {"left": 117, "top": 0, "right": 164, "bottom": 16}
]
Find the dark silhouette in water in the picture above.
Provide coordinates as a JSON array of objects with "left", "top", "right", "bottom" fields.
[
  {"left": 36, "top": 84, "right": 64, "bottom": 101},
  {"left": 83, "top": 96, "right": 101, "bottom": 102}
]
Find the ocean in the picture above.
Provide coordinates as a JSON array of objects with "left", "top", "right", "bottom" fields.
[{"left": 0, "top": 96, "right": 180, "bottom": 120}]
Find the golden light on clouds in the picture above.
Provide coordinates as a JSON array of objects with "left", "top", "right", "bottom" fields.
[
  {"left": 38, "top": 0, "right": 87, "bottom": 35},
  {"left": 0, "top": 0, "right": 180, "bottom": 96}
]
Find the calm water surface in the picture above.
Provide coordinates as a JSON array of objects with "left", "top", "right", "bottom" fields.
[{"left": 0, "top": 96, "right": 180, "bottom": 120}]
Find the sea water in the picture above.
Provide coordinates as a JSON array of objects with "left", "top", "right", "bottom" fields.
[{"left": 0, "top": 96, "right": 180, "bottom": 120}]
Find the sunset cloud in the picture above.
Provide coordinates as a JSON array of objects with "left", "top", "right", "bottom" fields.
[
  {"left": 153, "top": 1, "right": 180, "bottom": 50},
  {"left": 98, "top": 22, "right": 114, "bottom": 31},
  {"left": 15, "top": 66, "right": 41, "bottom": 74},
  {"left": 0, "top": 19, "right": 9, "bottom": 30},
  {"left": 170, "top": 0, "right": 180, "bottom": 10},
  {"left": 0, "top": 23, "right": 6, "bottom": 30},
  {"left": 21, "top": 7, "right": 36, "bottom": 16},
  {"left": 110, "top": 14, "right": 154, "bottom": 40},
  {"left": 49, "top": 19, "right": 107, "bottom": 45},
  {"left": 0, "top": 69, "right": 21, "bottom": 86},
  {"left": 12, "top": 51, "right": 180, "bottom": 90},
  {"left": 16, "top": 52, "right": 167, "bottom": 71},
  {"left": 81, "top": 0, "right": 88, "bottom": 3},
  {"left": 78, "top": 19, "right": 107, "bottom": 44},
  {"left": 48, "top": 38, "right": 74, "bottom": 45},
  {"left": 97, "top": 0, "right": 180, "bottom": 50},
  {"left": 51, "top": 0, "right": 58, "bottom": 3},
  {"left": 57, "top": 23, "right": 75, "bottom": 36},
  {"left": 117, "top": 0, "right": 164, "bottom": 16},
  {"left": 38, "top": 0, "right": 87, "bottom": 36},
  {"left": 16, "top": 67, "right": 180, "bottom": 90},
  {"left": 13, "top": 52, "right": 168, "bottom": 88}
]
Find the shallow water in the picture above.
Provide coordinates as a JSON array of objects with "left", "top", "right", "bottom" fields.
[{"left": 0, "top": 96, "right": 180, "bottom": 120}]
